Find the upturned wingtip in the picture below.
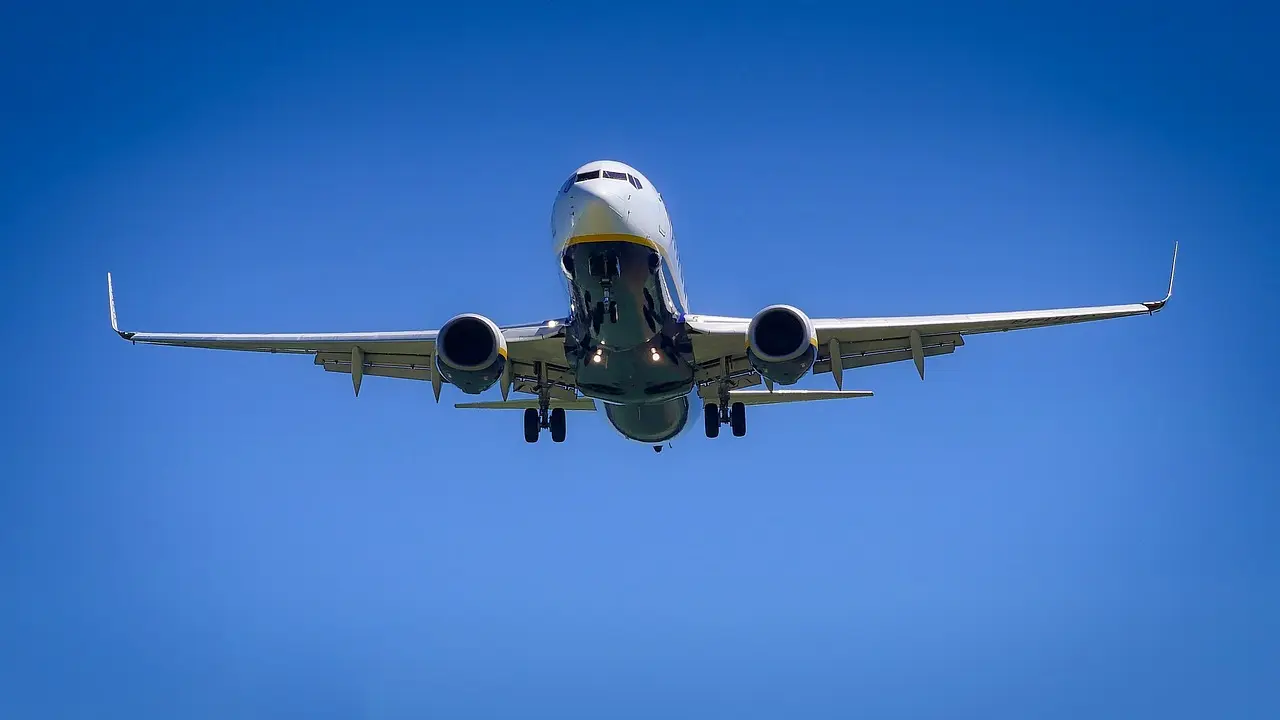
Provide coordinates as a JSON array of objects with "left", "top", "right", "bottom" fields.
[
  {"left": 107, "top": 272, "right": 118, "bottom": 331},
  {"left": 1143, "top": 242, "right": 1178, "bottom": 313},
  {"left": 107, "top": 272, "right": 134, "bottom": 340}
]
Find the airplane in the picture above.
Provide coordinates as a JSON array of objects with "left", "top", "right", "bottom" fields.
[{"left": 108, "top": 160, "right": 1177, "bottom": 452}]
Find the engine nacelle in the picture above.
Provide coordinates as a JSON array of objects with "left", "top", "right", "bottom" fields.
[
  {"left": 747, "top": 304, "right": 817, "bottom": 385},
  {"left": 435, "top": 313, "right": 507, "bottom": 395}
]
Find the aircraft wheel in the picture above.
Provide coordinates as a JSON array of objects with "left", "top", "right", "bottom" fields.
[
  {"left": 524, "top": 408, "right": 540, "bottom": 443},
  {"left": 592, "top": 303, "right": 604, "bottom": 333},
  {"left": 550, "top": 408, "right": 566, "bottom": 443},
  {"left": 730, "top": 402, "right": 746, "bottom": 437},
  {"left": 608, "top": 301, "right": 619, "bottom": 323},
  {"left": 704, "top": 403, "right": 720, "bottom": 438}
]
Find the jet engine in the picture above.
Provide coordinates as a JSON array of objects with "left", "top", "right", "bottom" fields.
[
  {"left": 746, "top": 304, "right": 817, "bottom": 385},
  {"left": 434, "top": 313, "right": 507, "bottom": 394}
]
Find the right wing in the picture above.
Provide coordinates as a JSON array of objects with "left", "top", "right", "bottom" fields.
[
  {"left": 107, "top": 273, "right": 577, "bottom": 400},
  {"left": 688, "top": 244, "right": 1177, "bottom": 388}
]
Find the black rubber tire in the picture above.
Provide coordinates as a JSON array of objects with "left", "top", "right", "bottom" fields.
[
  {"left": 549, "top": 407, "right": 566, "bottom": 443},
  {"left": 704, "top": 403, "right": 720, "bottom": 438},
  {"left": 730, "top": 402, "right": 746, "bottom": 437},
  {"left": 608, "top": 301, "right": 619, "bottom": 323},
  {"left": 524, "top": 408, "right": 540, "bottom": 443},
  {"left": 592, "top": 303, "right": 604, "bottom": 333}
]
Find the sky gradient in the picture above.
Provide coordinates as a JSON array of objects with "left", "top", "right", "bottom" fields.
[{"left": 2, "top": 2, "right": 1278, "bottom": 717}]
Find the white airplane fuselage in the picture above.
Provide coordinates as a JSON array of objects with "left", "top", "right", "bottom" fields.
[{"left": 550, "top": 160, "right": 700, "bottom": 443}]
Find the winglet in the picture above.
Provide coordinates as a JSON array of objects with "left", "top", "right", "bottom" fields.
[
  {"left": 107, "top": 273, "right": 134, "bottom": 340},
  {"left": 1143, "top": 242, "right": 1178, "bottom": 313}
]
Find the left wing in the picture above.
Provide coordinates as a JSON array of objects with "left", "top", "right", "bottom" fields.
[
  {"left": 107, "top": 273, "right": 575, "bottom": 400},
  {"left": 689, "top": 244, "right": 1177, "bottom": 388}
]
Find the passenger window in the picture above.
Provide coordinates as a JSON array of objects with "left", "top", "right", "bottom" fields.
[
  {"left": 603, "top": 170, "right": 628, "bottom": 180},
  {"left": 575, "top": 170, "right": 601, "bottom": 181},
  {"left": 627, "top": 174, "right": 643, "bottom": 189}
]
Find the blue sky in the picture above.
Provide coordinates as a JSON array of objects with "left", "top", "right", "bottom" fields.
[{"left": 2, "top": 2, "right": 1278, "bottom": 717}]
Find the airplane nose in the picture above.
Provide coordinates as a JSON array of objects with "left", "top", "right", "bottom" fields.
[{"left": 567, "top": 181, "right": 631, "bottom": 236}]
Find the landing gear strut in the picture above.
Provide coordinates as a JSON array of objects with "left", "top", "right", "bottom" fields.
[
  {"left": 524, "top": 361, "right": 568, "bottom": 443},
  {"left": 587, "top": 252, "right": 621, "bottom": 328}
]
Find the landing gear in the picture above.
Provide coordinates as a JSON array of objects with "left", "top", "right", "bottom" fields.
[
  {"left": 592, "top": 299, "right": 619, "bottom": 329},
  {"left": 704, "top": 403, "right": 720, "bottom": 438},
  {"left": 549, "top": 407, "right": 566, "bottom": 443},
  {"left": 585, "top": 251, "right": 621, "bottom": 329},
  {"left": 524, "top": 408, "right": 540, "bottom": 443},
  {"left": 704, "top": 378, "right": 748, "bottom": 440},
  {"left": 524, "top": 361, "right": 568, "bottom": 444}
]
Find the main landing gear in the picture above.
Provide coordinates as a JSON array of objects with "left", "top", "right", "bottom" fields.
[
  {"left": 525, "top": 407, "right": 566, "bottom": 443},
  {"left": 703, "top": 401, "right": 747, "bottom": 438},
  {"left": 524, "top": 361, "right": 567, "bottom": 443}
]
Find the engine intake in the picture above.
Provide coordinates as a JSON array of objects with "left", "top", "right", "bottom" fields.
[
  {"left": 747, "top": 304, "right": 817, "bottom": 385},
  {"left": 435, "top": 313, "right": 507, "bottom": 394}
]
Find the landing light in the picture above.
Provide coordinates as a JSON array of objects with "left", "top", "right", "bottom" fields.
[{"left": 592, "top": 354, "right": 603, "bottom": 364}]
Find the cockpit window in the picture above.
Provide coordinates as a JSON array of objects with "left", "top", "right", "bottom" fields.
[{"left": 570, "top": 169, "right": 640, "bottom": 188}]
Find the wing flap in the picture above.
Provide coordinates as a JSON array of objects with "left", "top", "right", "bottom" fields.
[
  {"left": 813, "top": 334, "right": 961, "bottom": 374},
  {"left": 317, "top": 354, "right": 434, "bottom": 382},
  {"left": 455, "top": 398, "right": 597, "bottom": 411},
  {"left": 729, "top": 389, "right": 873, "bottom": 406}
]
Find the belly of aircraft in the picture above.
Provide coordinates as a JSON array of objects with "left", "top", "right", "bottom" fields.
[{"left": 561, "top": 240, "right": 695, "bottom": 406}]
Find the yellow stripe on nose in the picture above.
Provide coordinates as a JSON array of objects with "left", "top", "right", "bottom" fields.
[{"left": 563, "top": 233, "right": 661, "bottom": 251}]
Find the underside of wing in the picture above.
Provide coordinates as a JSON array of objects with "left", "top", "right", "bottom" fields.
[
  {"left": 107, "top": 273, "right": 576, "bottom": 400},
  {"left": 687, "top": 244, "right": 1177, "bottom": 385}
]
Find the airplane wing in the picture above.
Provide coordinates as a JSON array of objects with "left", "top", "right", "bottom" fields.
[
  {"left": 107, "top": 273, "right": 576, "bottom": 400},
  {"left": 688, "top": 244, "right": 1177, "bottom": 389}
]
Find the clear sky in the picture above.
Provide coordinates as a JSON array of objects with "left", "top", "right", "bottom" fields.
[{"left": 2, "top": 1, "right": 1277, "bottom": 717}]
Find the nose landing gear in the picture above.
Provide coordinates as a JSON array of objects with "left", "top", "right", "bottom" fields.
[{"left": 586, "top": 251, "right": 622, "bottom": 329}]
